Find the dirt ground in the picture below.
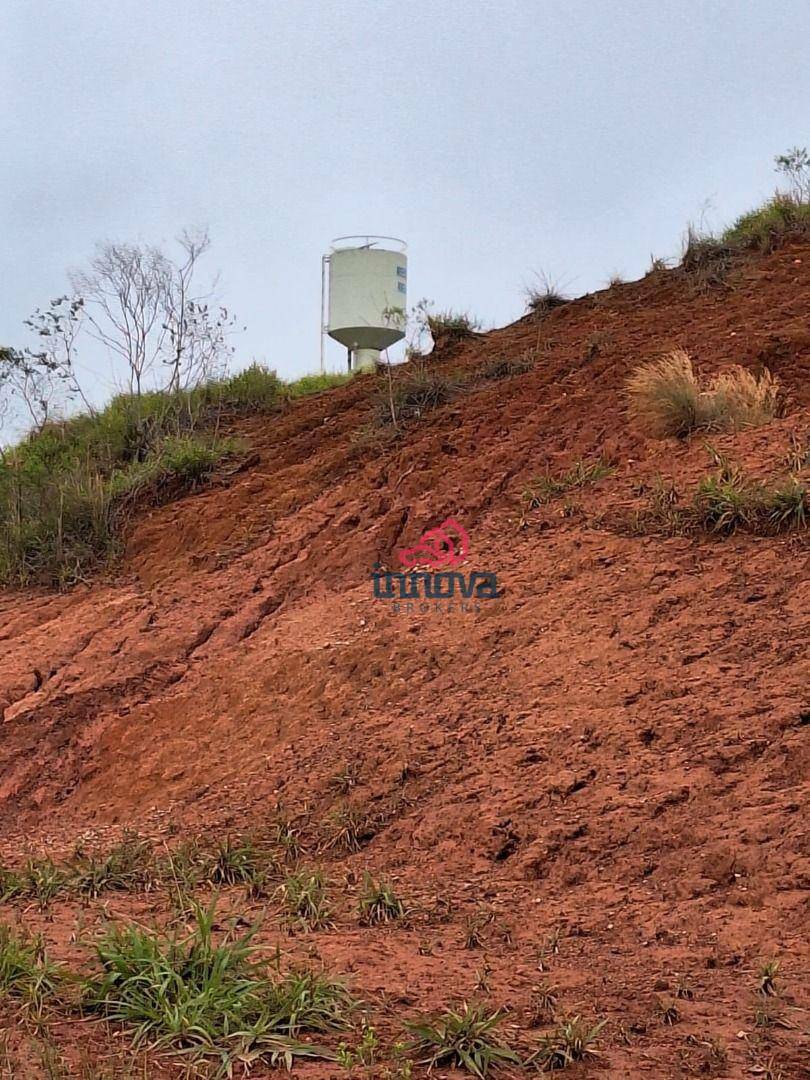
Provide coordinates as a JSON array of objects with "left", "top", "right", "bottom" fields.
[{"left": 0, "top": 245, "right": 808, "bottom": 1077}]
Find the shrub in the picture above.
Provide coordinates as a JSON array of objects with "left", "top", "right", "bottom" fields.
[
  {"left": 722, "top": 194, "right": 810, "bottom": 253},
  {"left": 80, "top": 900, "right": 351, "bottom": 1072},
  {"left": 200, "top": 362, "right": 282, "bottom": 412},
  {"left": 626, "top": 350, "right": 782, "bottom": 438},
  {"left": 406, "top": 1002, "right": 520, "bottom": 1078}
]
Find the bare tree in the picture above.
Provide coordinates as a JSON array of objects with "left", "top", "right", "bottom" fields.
[
  {"left": 71, "top": 241, "right": 172, "bottom": 397},
  {"left": 162, "top": 230, "right": 236, "bottom": 392},
  {"left": 69, "top": 228, "right": 236, "bottom": 399}
]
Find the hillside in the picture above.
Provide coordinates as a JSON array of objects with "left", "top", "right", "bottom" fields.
[{"left": 0, "top": 245, "right": 808, "bottom": 1078}]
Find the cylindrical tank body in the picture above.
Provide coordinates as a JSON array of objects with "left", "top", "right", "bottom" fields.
[{"left": 326, "top": 237, "right": 407, "bottom": 370}]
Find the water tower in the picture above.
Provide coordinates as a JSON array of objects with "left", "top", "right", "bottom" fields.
[{"left": 321, "top": 236, "right": 407, "bottom": 372}]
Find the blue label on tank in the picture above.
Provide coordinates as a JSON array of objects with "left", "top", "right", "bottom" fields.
[
  {"left": 397, "top": 265, "right": 407, "bottom": 277},
  {"left": 397, "top": 282, "right": 406, "bottom": 293}
]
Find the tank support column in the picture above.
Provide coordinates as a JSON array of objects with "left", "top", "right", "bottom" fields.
[{"left": 354, "top": 348, "right": 380, "bottom": 372}]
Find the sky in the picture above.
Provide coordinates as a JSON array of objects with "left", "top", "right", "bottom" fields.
[{"left": 1, "top": 0, "right": 808, "bottom": 432}]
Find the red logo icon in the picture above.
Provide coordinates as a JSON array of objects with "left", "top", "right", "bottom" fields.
[{"left": 397, "top": 517, "right": 470, "bottom": 571}]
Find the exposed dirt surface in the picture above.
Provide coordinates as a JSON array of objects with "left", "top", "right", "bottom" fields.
[{"left": 0, "top": 247, "right": 808, "bottom": 1077}]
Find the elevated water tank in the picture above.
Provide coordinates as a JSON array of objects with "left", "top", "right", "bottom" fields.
[{"left": 324, "top": 236, "right": 407, "bottom": 371}]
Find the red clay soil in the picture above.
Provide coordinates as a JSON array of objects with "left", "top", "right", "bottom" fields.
[{"left": 0, "top": 246, "right": 808, "bottom": 1078}]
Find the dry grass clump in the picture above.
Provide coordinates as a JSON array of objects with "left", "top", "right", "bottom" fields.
[
  {"left": 525, "top": 280, "right": 569, "bottom": 320},
  {"left": 626, "top": 350, "right": 783, "bottom": 438},
  {"left": 426, "top": 311, "right": 480, "bottom": 343},
  {"left": 710, "top": 366, "right": 782, "bottom": 428},
  {"left": 475, "top": 353, "right": 535, "bottom": 382},
  {"left": 374, "top": 369, "right": 462, "bottom": 428},
  {"left": 679, "top": 226, "right": 735, "bottom": 291}
]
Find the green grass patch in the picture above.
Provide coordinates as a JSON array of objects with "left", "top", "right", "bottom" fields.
[
  {"left": 679, "top": 191, "right": 810, "bottom": 288},
  {"left": 522, "top": 458, "right": 613, "bottom": 511},
  {"left": 0, "top": 360, "right": 356, "bottom": 588},
  {"left": 722, "top": 193, "right": 810, "bottom": 252},
  {"left": 80, "top": 899, "right": 353, "bottom": 1075},
  {"left": 630, "top": 454, "right": 809, "bottom": 538},
  {"left": 0, "top": 390, "right": 238, "bottom": 587},
  {"left": 285, "top": 372, "right": 353, "bottom": 398}
]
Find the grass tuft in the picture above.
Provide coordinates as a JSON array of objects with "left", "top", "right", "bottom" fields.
[
  {"left": 406, "top": 1002, "right": 520, "bottom": 1079},
  {"left": 323, "top": 805, "right": 380, "bottom": 853},
  {"left": 522, "top": 458, "right": 613, "bottom": 511},
  {"left": 0, "top": 925, "right": 63, "bottom": 1019},
  {"left": 525, "top": 277, "right": 569, "bottom": 319},
  {"left": 765, "top": 476, "right": 808, "bottom": 531},
  {"left": 357, "top": 873, "right": 406, "bottom": 926},
  {"left": 277, "top": 871, "right": 333, "bottom": 930},
  {"left": 475, "top": 354, "right": 535, "bottom": 382},
  {"left": 526, "top": 1016, "right": 605, "bottom": 1072},
  {"left": 679, "top": 226, "right": 734, "bottom": 291},
  {"left": 204, "top": 835, "right": 270, "bottom": 888},
  {"left": 757, "top": 959, "right": 780, "bottom": 997}
]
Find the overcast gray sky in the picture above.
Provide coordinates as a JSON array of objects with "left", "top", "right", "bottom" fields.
[{"left": 1, "top": 0, "right": 807, "bottom": 420}]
